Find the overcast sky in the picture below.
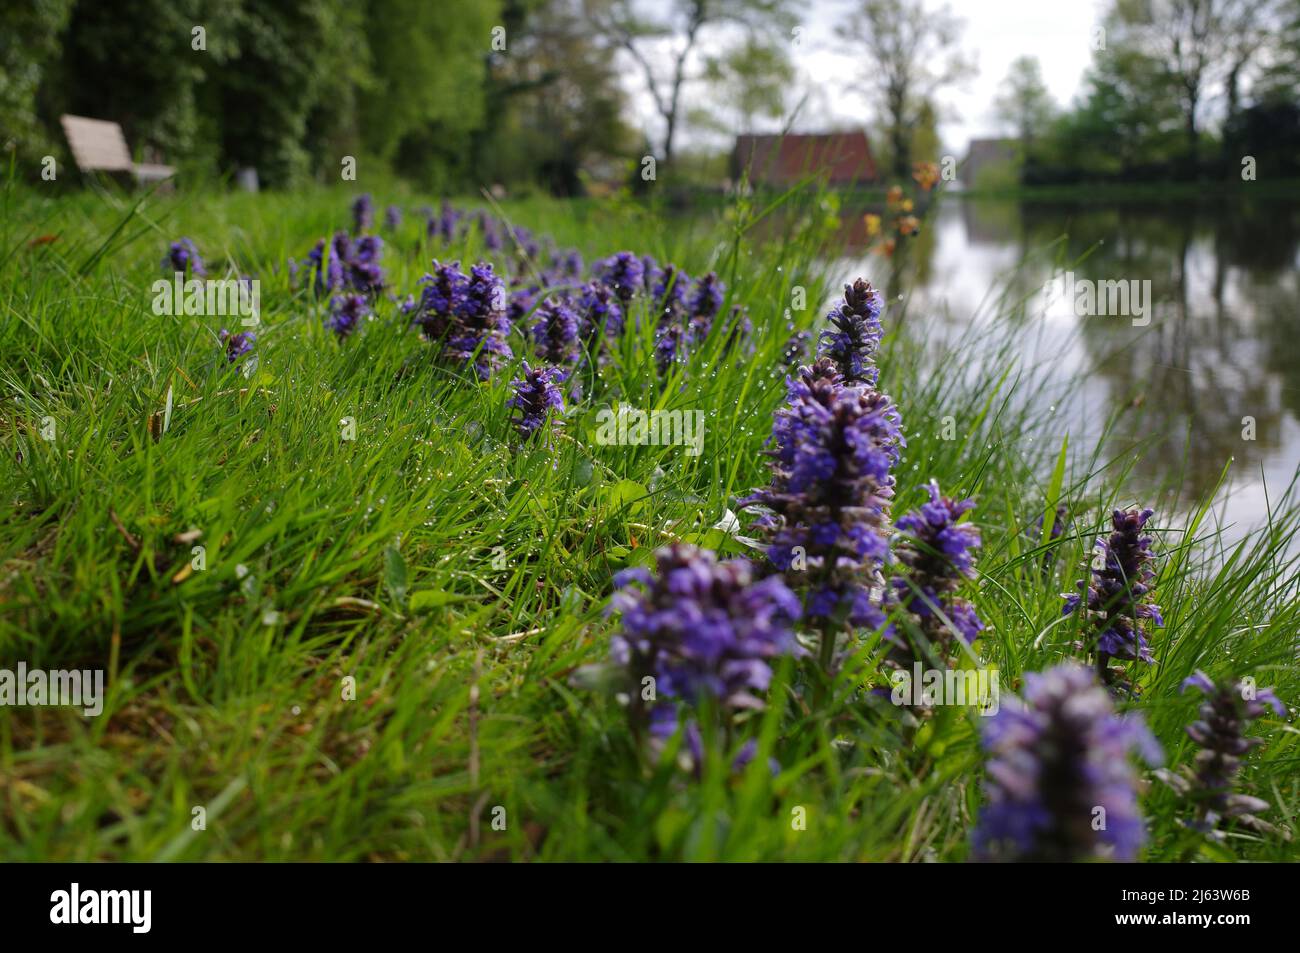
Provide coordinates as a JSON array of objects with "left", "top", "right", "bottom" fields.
[{"left": 624, "top": 0, "right": 1112, "bottom": 156}]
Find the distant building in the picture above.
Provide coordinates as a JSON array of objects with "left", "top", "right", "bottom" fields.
[
  {"left": 961, "top": 138, "right": 1021, "bottom": 188},
  {"left": 731, "top": 132, "right": 878, "bottom": 187}
]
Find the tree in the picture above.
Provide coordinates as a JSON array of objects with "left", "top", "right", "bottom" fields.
[
  {"left": 215, "top": 0, "right": 371, "bottom": 188},
  {"left": 0, "top": 0, "right": 75, "bottom": 163},
  {"left": 909, "top": 97, "right": 941, "bottom": 167},
  {"left": 1108, "top": 0, "right": 1283, "bottom": 175},
  {"left": 846, "top": 0, "right": 975, "bottom": 181},
  {"left": 474, "top": 0, "right": 636, "bottom": 195},
  {"left": 1033, "top": 47, "right": 1183, "bottom": 183},
  {"left": 994, "top": 56, "right": 1055, "bottom": 143},
  {"left": 50, "top": 0, "right": 234, "bottom": 170},
  {"left": 361, "top": 0, "right": 500, "bottom": 167},
  {"left": 589, "top": 0, "right": 797, "bottom": 166},
  {"left": 1224, "top": 0, "right": 1300, "bottom": 180},
  {"left": 43, "top": 0, "right": 374, "bottom": 187},
  {"left": 699, "top": 33, "right": 796, "bottom": 136},
  {"left": 1255, "top": 0, "right": 1300, "bottom": 100}
]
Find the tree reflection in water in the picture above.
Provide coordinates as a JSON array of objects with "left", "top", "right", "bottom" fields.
[{"left": 828, "top": 195, "right": 1300, "bottom": 550}]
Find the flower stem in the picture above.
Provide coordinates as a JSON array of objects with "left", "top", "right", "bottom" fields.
[
  {"left": 815, "top": 624, "right": 838, "bottom": 710},
  {"left": 1096, "top": 650, "right": 1113, "bottom": 685}
]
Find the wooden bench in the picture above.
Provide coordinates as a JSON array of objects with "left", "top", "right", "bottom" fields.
[{"left": 60, "top": 114, "right": 175, "bottom": 184}]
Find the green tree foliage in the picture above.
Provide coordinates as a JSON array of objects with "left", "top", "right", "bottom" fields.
[
  {"left": 908, "top": 98, "right": 940, "bottom": 168},
  {"left": 472, "top": 0, "right": 635, "bottom": 196},
  {"left": 1226, "top": 0, "right": 1300, "bottom": 178},
  {"left": 994, "top": 56, "right": 1055, "bottom": 144},
  {"left": 700, "top": 34, "right": 797, "bottom": 136},
  {"left": 1256, "top": 0, "right": 1300, "bottom": 101},
  {"left": 33, "top": 0, "right": 369, "bottom": 186},
  {"left": 1030, "top": 48, "right": 1184, "bottom": 184},
  {"left": 363, "top": 0, "right": 500, "bottom": 189},
  {"left": 7, "top": 0, "right": 629, "bottom": 192},
  {"left": 49, "top": 0, "right": 237, "bottom": 171},
  {"left": 846, "top": 0, "right": 975, "bottom": 181},
  {"left": 213, "top": 0, "right": 371, "bottom": 188},
  {"left": 592, "top": 0, "right": 798, "bottom": 166},
  {"left": 1025, "top": 0, "right": 1299, "bottom": 184},
  {"left": 0, "top": 0, "right": 75, "bottom": 162},
  {"left": 1108, "top": 0, "right": 1280, "bottom": 174}
]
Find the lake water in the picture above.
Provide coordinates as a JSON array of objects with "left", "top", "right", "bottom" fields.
[{"left": 830, "top": 195, "right": 1300, "bottom": 553}]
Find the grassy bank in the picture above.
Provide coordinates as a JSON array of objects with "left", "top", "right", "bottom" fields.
[{"left": 1, "top": 179, "right": 1296, "bottom": 861}]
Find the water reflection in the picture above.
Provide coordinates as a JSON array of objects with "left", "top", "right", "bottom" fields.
[{"left": 832, "top": 196, "right": 1300, "bottom": 544}]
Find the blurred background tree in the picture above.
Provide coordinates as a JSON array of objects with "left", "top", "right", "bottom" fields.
[
  {"left": 994, "top": 56, "right": 1055, "bottom": 145},
  {"left": 214, "top": 0, "right": 371, "bottom": 188},
  {"left": 473, "top": 0, "right": 636, "bottom": 196},
  {"left": 1107, "top": 0, "right": 1286, "bottom": 178},
  {"left": 588, "top": 0, "right": 799, "bottom": 169},
  {"left": 0, "top": 0, "right": 75, "bottom": 164},
  {"left": 1018, "top": 0, "right": 1300, "bottom": 185},
  {"left": 1031, "top": 46, "right": 1185, "bottom": 184},
  {"left": 846, "top": 0, "right": 976, "bottom": 181},
  {"left": 362, "top": 0, "right": 499, "bottom": 192},
  {"left": 699, "top": 33, "right": 797, "bottom": 137},
  {"left": 2, "top": 0, "right": 1297, "bottom": 193},
  {"left": 1, "top": 0, "right": 633, "bottom": 193}
]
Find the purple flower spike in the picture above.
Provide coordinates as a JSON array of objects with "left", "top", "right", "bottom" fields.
[
  {"left": 306, "top": 236, "right": 340, "bottom": 295},
  {"left": 652, "top": 264, "right": 690, "bottom": 321},
  {"left": 818, "top": 278, "right": 883, "bottom": 386},
  {"left": 348, "top": 235, "right": 384, "bottom": 293},
  {"left": 684, "top": 273, "right": 728, "bottom": 346},
  {"left": 550, "top": 248, "right": 584, "bottom": 282},
  {"left": 640, "top": 254, "right": 661, "bottom": 293},
  {"left": 326, "top": 293, "right": 368, "bottom": 339},
  {"left": 472, "top": 211, "right": 503, "bottom": 251},
  {"left": 412, "top": 260, "right": 468, "bottom": 340},
  {"left": 165, "top": 238, "right": 205, "bottom": 278},
  {"left": 597, "top": 252, "right": 644, "bottom": 304},
  {"left": 532, "top": 298, "right": 580, "bottom": 365},
  {"left": 897, "top": 480, "right": 981, "bottom": 573},
  {"left": 886, "top": 480, "right": 984, "bottom": 663},
  {"left": 384, "top": 205, "right": 402, "bottom": 231},
  {"left": 508, "top": 284, "right": 539, "bottom": 326},
  {"left": 507, "top": 361, "right": 566, "bottom": 438},
  {"left": 413, "top": 260, "right": 511, "bottom": 378},
  {"left": 428, "top": 202, "right": 460, "bottom": 242},
  {"left": 654, "top": 323, "right": 688, "bottom": 373},
  {"left": 1175, "top": 671, "right": 1287, "bottom": 829},
  {"left": 1064, "top": 507, "right": 1161, "bottom": 680},
  {"left": 305, "top": 231, "right": 385, "bottom": 297},
  {"left": 218, "top": 328, "right": 255, "bottom": 364},
  {"left": 687, "top": 272, "right": 725, "bottom": 323},
  {"left": 351, "top": 193, "right": 373, "bottom": 233},
  {"left": 450, "top": 262, "right": 512, "bottom": 378},
  {"left": 974, "top": 662, "right": 1160, "bottom": 862},
  {"left": 609, "top": 544, "right": 802, "bottom": 721},
  {"left": 741, "top": 358, "right": 903, "bottom": 638},
  {"left": 577, "top": 281, "right": 623, "bottom": 344}
]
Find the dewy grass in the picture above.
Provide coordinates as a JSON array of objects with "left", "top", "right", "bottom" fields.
[{"left": 0, "top": 177, "right": 1296, "bottom": 862}]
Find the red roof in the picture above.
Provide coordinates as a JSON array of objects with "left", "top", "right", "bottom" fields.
[{"left": 732, "top": 132, "right": 877, "bottom": 186}]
